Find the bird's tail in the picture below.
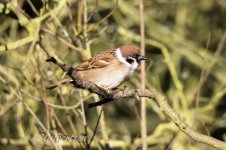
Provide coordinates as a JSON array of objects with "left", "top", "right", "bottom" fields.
[{"left": 46, "top": 78, "right": 72, "bottom": 90}]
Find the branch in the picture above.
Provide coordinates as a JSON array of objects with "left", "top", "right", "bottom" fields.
[
  {"left": 139, "top": 0, "right": 147, "bottom": 149},
  {"left": 46, "top": 57, "right": 226, "bottom": 150}
]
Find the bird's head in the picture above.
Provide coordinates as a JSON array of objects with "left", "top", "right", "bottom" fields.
[{"left": 119, "top": 45, "right": 146, "bottom": 65}]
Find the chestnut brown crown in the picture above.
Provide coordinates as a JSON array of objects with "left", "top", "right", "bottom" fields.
[
  {"left": 119, "top": 45, "right": 146, "bottom": 62},
  {"left": 119, "top": 45, "right": 141, "bottom": 57}
]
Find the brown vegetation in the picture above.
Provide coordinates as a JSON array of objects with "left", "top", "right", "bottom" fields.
[{"left": 0, "top": 0, "right": 226, "bottom": 149}]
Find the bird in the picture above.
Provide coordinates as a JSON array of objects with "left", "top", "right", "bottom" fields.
[{"left": 48, "top": 44, "right": 146, "bottom": 90}]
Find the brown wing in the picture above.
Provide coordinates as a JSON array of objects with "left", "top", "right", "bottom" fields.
[{"left": 76, "top": 49, "right": 116, "bottom": 71}]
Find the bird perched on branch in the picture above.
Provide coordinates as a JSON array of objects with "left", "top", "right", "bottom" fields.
[{"left": 48, "top": 45, "right": 146, "bottom": 90}]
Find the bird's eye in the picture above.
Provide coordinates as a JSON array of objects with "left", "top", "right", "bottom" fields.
[{"left": 126, "top": 57, "right": 135, "bottom": 64}]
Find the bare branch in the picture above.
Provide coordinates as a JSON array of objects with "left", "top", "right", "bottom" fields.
[{"left": 46, "top": 56, "right": 226, "bottom": 150}]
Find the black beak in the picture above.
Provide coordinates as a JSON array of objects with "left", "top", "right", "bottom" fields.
[{"left": 136, "top": 55, "right": 146, "bottom": 61}]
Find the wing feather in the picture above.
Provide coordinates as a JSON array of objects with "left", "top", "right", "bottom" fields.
[{"left": 76, "top": 49, "right": 116, "bottom": 71}]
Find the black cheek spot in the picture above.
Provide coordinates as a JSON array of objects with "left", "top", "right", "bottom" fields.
[{"left": 126, "top": 57, "right": 134, "bottom": 64}]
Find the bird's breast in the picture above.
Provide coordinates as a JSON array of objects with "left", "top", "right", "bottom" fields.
[{"left": 77, "top": 60, "right": 136, "bottom": 88}]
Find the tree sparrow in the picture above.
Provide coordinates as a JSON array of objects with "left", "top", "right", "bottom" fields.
[{"left": 49, "top": 45, "right": 146, "bottom": 89}]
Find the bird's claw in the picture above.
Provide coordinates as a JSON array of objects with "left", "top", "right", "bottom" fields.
[{"left": 95, "top": 84, "right": 112, "bottom": 94}]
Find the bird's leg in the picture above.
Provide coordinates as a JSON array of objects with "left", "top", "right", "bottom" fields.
[
  {"left": 88, "top": 85, "right": 113, "bottom": 108},
  {"left": 95, "top": 84, "right": 112, "bottom": 94}
]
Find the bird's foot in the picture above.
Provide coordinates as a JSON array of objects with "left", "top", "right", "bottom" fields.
[{"left": 95, "top": 84, "right": 112, "bottom": 94}]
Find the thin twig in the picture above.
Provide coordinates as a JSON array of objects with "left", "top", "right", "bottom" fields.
[
  {"left": 192, "top": 32, "right": 211, "bottom": 130},
  {"left": 139, "top": 0, "right": 147, "bottom": 149},
  {"left": 88, "top": 108, "right": 103, "bottom": 147},
  {"left": 20, "top": 102, "right": 60, "bottom": 149},
  {"left": 20, "top": 89, "right": 83, "bottom": 110},
  {"left": 87, "top": 0, "right": 99, "bottom": 22},
  {"left": 36, "top": 55, "right": 50, "bottom": 130},
  {"left": 25, "top": 0, "right": 39, "bottom": 16},
  {"left": 79, "top": 89, "right": 89, "bottom": 149},
  {"left": 87, "top": 0, "right": 118, "bottom": 32},
  {"left": 94, "top": 95, "right": 109, "bottom": 147}
]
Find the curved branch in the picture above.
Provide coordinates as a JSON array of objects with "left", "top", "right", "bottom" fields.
[{"left": 46, "top": 57, "right": 226, "bottom": 150}]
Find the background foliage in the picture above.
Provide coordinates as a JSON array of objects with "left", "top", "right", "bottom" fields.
[{"left": 0, "top": 0, "right": 226, "bottom": 149}]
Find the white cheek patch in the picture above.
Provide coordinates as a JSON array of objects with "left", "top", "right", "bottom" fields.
[
  {"left": 131, "top": 59, "right": 138, "bottom": 69},
  {"left": 115, "top": 48, "right": 131, "bottom": 67},
  {"left": 115, "top": 48, "right": 138, "bottom": 70}
]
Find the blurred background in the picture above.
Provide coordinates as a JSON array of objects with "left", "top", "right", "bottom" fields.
[{"left": 0, "top": 0, "right": 226, "bottom": 149}]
